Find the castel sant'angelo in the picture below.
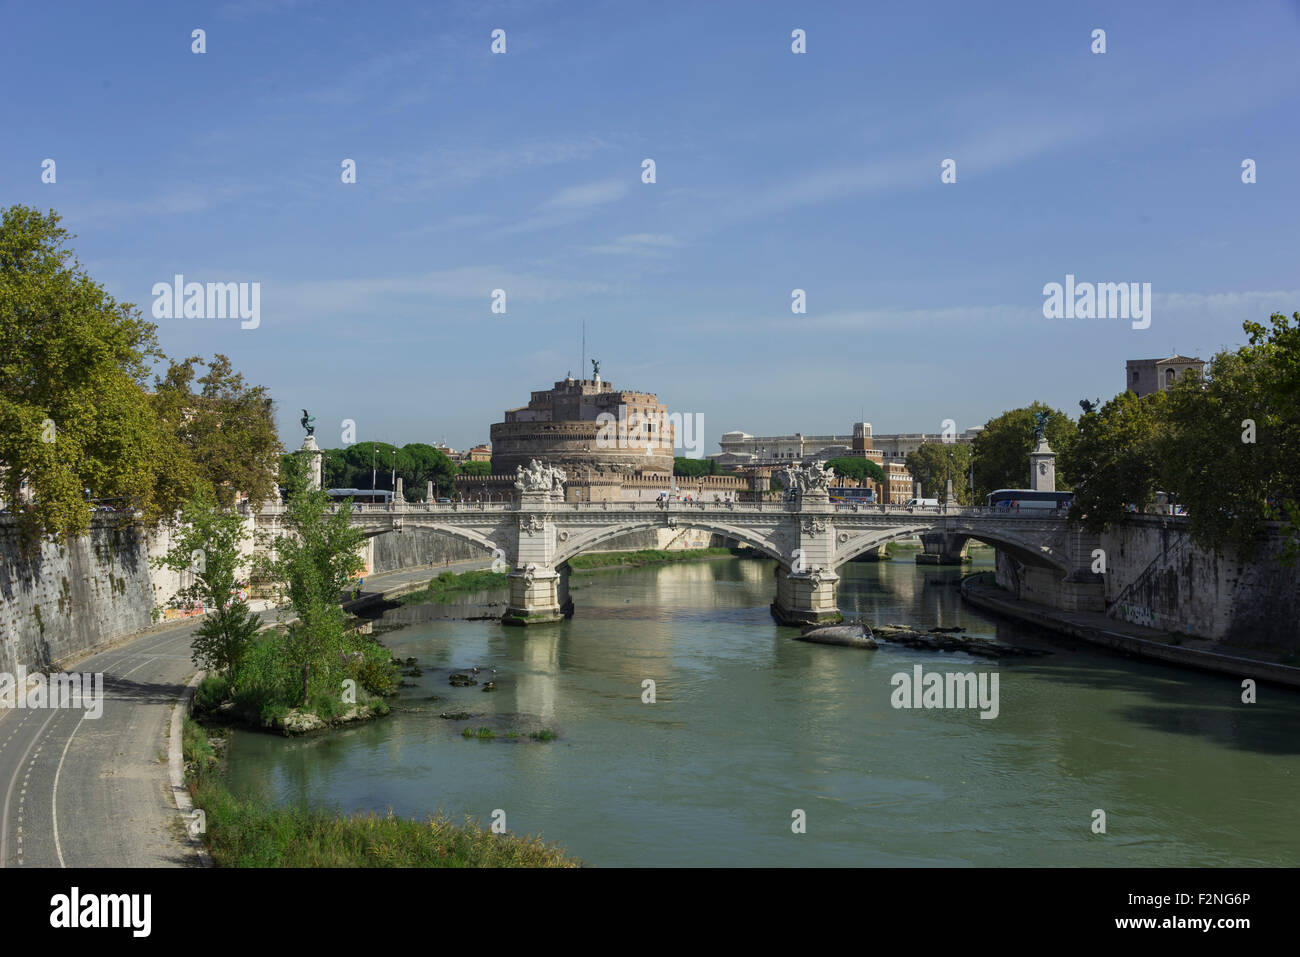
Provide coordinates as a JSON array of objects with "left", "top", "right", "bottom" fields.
[{"left": 452, "top": 365, "right": 757, "bottom": 503}]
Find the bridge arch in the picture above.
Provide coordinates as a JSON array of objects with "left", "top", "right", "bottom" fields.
[
  {"left": 552, "top": 517, "right": 787, "bottom": 567},
  {"left": 833, "top": 521, "right": 1073, "bottom": 573},
  {"left": 374, "top": 522, "right": 507, "bottom": 561}
]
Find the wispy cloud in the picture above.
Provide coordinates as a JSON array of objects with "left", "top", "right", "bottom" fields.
[
  {"left": 267, "top": 266, "right": 613, "bottom": 320},
  {"left": 581, "top": 233, "right": 681, "bottom": 256},
  {"left": 495, "top": 176, "right": 629, "bottom": 236}
]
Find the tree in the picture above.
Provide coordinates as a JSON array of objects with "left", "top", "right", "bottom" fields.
[
  {"left": 401, "top": 443, "right": 457, "bottom": 497},
  {"left": 152, "top": 486, "right": 261, "bottom": 675},
  {"left": 1065, "top": 390, "right": 1166, "bottom": 531},
  {"left": 673, "top": 456, "right": 720, "bottom": 478},
  {"left": 972, "top": 403, "right": 1075, "bottom": 497},
  {"left": 0, "top": 206, "right": 191, "bottom": 540},
  {"left": 255, "top": 455, "right": 366, "bottom": 704},
  {"left": 459, "top": 460, "right": 492, "bottom": 477},
  {"left": 904, "top": 442, "right": 973, "bottom": 505},
  {"left": 824, "top": 456, "right": 885, "bottom": 486},
  {"left": 153, "top": 354, "right": 281, "bottom": 508},
  {"left": 1158, "top": 315, "right": 1300, "bottom": 558}
]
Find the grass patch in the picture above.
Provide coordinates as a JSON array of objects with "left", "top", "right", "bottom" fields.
[
  {"left": 529, "top": 729, "right": 558, "bottom": 741},
  {"left": 402, "top": 569, "right": 509, "bottom": 605},
  {"left": 462, "top": 726, "right": 496, "bottom": 739},
  {"left": 568, "top": 547, "right": 735, "bottom": 571},
  {"left": 183, "top": 717, "right": 577, "bottom": 867}
]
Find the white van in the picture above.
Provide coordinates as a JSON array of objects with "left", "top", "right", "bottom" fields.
[{"left": 906, "top": 498, "right": 940, "bottom": 508}]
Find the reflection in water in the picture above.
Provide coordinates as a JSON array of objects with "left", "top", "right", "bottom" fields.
[{"left": 224, "top": 554, "right": 1300, "bottom": 866}]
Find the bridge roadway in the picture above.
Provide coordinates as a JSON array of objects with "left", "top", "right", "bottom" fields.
[{"left": 255, "top": 491, "right": 1102, "bottom": 625}]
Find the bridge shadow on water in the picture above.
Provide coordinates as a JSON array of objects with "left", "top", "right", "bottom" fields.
[{"left": 1000, "top": 652, "right": 1300, "bottom": 756}]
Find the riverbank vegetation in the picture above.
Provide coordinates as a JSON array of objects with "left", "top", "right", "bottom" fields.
[
  {"left": 1064, "top": 312, "right": 1300, "bottom": 560},
  {"left": 0, "top": 206, "right": 280, "bottom": 544},
  {"left": 167, "top": 460, "right": 398, "bottom": 734},
  {"left": 401, "top": 569, "right": 510, "bottom": 604},
  {"left": 183, "top": 718, "right": 579, "bottom": 867},
  {"left": 568, "top": 546, "right": 739, "bottom": 570}
]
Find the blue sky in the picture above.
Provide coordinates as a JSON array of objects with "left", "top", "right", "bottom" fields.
[{"left": 4, "top": 0, "right": 1298, "bottom": 453}]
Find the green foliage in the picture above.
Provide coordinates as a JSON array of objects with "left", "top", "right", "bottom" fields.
[
  {"left": 972, "top": 403, "right": 1075, "bottom": 497},
  {"left": 458, "top": 459, "right": 492, "bottom": 477},
  {"left": 401, "top": 569, "right": 510, "bottom": 604},
  {"left": 0, "top": 205, "right": 192, "bottom": 541},
  {"left": 181, "top": 715, "right": 579, "bottom": 867},
  {"left": 193, "top": 674, "right": 233, "bottom": 715},
  {"left": 902, "top": 443, "right": 972, "bottom": 504},
  {"left": 673, "top": 457, "right": 720, "bottom": 477},
  {"left": 252, "top": 456, "right": 367, "bottom": 705},
  {"left": 1066, "top": 390, "right": 1167, "bottom": 531},
  {"left": 152, "top": 487, "right": 262, "bottom": 674},
  {"left": 1157, "top": 313, "right": 1300, "bottom": 558},
  {"left": 152, "top": 354, "right": 281, "bottom": 508},
  {"left": 824, "top": 456, "right": 886, "bottom": 486},
  {"left": 1057, "top": 312, "right": 1300, "bottom": 560},
  {"left": 566, "top": 547, "right": 735, "bottom": 570},
  {"left": 317, "top": 441, "right": 458, "bottom": 498}
]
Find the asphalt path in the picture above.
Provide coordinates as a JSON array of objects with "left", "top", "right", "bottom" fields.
[{"left": 0, "top": 559, "right": 485, "bottom": 868}]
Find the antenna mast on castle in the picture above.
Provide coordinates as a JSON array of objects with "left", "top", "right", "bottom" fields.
[{"left": 582, "top": 319, "right": 586, "bottom": 381}]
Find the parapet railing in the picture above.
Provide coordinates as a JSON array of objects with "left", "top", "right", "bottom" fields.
[{"left": 249, "top": 500, "right": 1076, "bottom": 520}]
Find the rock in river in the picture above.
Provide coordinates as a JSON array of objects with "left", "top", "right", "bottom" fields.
[{"left": 797, "top": 623, "right": 877, "bottom": 649}]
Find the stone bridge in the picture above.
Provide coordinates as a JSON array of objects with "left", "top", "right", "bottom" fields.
[{"left": 255, "top": 483, "right": 1104, "bottom": 626}]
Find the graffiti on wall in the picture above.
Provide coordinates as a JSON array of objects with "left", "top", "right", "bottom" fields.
[{"left": 1117, "top": 602, "right": 1158, "bottom": 628}]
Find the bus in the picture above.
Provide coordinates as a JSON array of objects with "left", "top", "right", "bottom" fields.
[
  {"left": 986, "top": 489, "right": 1073, "bottom": 511},
  {"left": 326, "top": 488, "right": 394, "bottom": 506},
  {"left": 829, "top": 487, "right": 875, "bottom": 505}
]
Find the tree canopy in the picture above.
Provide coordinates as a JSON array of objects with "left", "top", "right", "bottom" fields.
[
  {"left": 972, "top": 403, "right": 1075, "bottom": 497},
  {"left": 824, "top": 456, "right": 885, "bottom": 486},
  {"left": 0, "top": 206, "right": 188, "bottom": 539},
  {"left": 1060, "top": 312, "right": 1300, "bottom": 559},
  {"left": 904, "top": 442, "right": 973, "bottom": 505}
]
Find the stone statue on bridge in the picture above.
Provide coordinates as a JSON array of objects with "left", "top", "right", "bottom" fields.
[
  {"left": 782, "top": 461, "right": 835, "bottom": 495},
  {"left": 514, "top": 459, "right": 567, "bottom": 494}
]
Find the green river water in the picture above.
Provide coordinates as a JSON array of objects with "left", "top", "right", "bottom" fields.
[{"left": 223, "top": 553, "right": 1300, "bottom": 866}]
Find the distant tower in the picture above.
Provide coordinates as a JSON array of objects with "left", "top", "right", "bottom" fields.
[{"left": 853, "top": 422, "right": 872, "bottom": 453}]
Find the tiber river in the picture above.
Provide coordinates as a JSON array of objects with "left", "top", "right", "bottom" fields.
[{"left": 224, "top": 552, "right": 1300, "bottom": 866}]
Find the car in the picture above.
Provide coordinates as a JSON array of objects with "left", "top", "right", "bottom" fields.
[{"left": 436, "top": 497, "right": 451, "bottom": 504}]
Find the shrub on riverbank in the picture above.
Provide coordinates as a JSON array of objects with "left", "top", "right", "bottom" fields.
[
  {"left": 401, "top": 569, "right": 510, "bottom": 604},
  {"left": 568, "top": 547, "right": 737, "bottom": 570},
  {"left": 192, "top": 628, "right": 397, "bottom": 733},
  {"left": 183, "top": 718, "right": 578, "bottom": 867}
]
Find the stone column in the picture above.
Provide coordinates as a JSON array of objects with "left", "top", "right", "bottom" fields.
[
  {"left": 394, "top": 477, "right": 404, "bottom": 504},
  {"left": 1029, "top": 439, "right": 1056, "bottom": 492},
  {"left": 301, "top": 435, "right": 323, "bottom": 492},
  {"left": 426, "top": 480, "right": 434, "bottom": 502}
]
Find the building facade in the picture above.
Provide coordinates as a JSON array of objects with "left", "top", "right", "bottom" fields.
[{"left": 1125, "top": 355, "right": 1204, "bottom": 398}]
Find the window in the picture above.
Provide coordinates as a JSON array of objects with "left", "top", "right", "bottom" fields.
[{"left": 1164, "top": 368, "right": 1175, "bottom": 388}]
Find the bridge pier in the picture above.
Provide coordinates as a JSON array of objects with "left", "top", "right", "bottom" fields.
[
  {"left": 770, "top": 484, "right": 843, "bottom": 625},
  {"left": 915, "top": 531, "right": 970, "bottom": 565},
  {"left": 771, "top": 567, "right": 842, "bottom": 625},
  {"left": 502, "top": 563, "right": 571, "bottom": 625}
]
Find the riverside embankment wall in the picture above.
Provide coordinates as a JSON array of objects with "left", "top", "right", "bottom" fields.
[
  {"left": 0, "top": 517, "right": 156, "bottom": 674},
  {"left": 995, "top": 516, "right": 1300, "bottom": 649}
]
